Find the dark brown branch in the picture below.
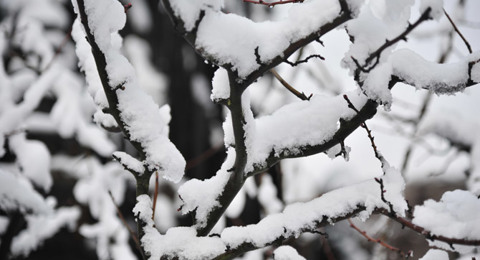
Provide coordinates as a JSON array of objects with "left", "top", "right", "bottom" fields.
[
  {"left": 75, "top": 0, "right": 153, "bottom": 255},
  {"left": 247, "top": 99, "right": 378, "bottom": 177},
  {"left": 152, "top": 171, "right": 159, "bottom": 221},
  {"left": 243, "top": 0, "right": 304, "bottom": 7},
  {"left": 348, "top": 219, "right": 412, "bottom": 258},
  {"left": 380, "top": 209, "right": 480, "bottom": 248},
  {"left": 284, "top": 54, "right": 325, "bottom": 67},
  {"left": 353, "top": 8, "right": 432, "bottom": 77},
  {"left": 196, "top": 72, "right": 249, "bottom": 236},
  {"left": 443, "top": 9, "right": 472, "bottom": 54},
  {"left": 343, "top": 95, "right": 383, "bottom": 164}
]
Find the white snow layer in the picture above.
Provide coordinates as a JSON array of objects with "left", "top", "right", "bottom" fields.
[
  {"left": 167, "top": 0, "right": 342, "bottom": 79},
  {"left": 274, "top": 246, "right": 306, "bottom": 260},
  {"left": 419, "top": 249, "right": 448, "bottom": 260},
  {"left": 413, "top": 190, "right": 480, "bottom": 242},
  {"left": 138, "top": 166, "right": 407, "bottom": 258},
  {"left": 72, "top": 0, "right": 185, "bottom": 182},
  {"left": 11, "top": 205, "right": 81, "bottom": 257},
  {"left": 242, "top": 92, "right": 367, "bottom": 173},
  {"left": 0, "top": 169, "right": 49, "bottom": 214}
]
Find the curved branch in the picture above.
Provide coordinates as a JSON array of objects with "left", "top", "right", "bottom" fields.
[
  {"left": 247, "top": 99, "right": 378, "bottom": 177},
  {"left": 161, "top": 0, "right": 354, "bottom": 88}
]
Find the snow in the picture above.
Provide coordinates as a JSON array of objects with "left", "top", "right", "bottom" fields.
[
  {"left": 177, "top": 147, "right": 235, "bottom": 227},
  {"left": 274, "top": 246, "right": 306, "bottom": 260},
  {"left": 413, "top": 190, "right": 480, "bottom": 249},
  {"left": 221, "top": 166, "right": 407, "bottom": 248},
  {"left": 9, "top": 134, "right": 52, "bottom": 192},
  {"left": 168, "top": 0, "right": 342, "bottom": 78},
  {"left": 390, "top": 49, "right": 472, "bottom": 94},
  {"left": 137, "top": 166, "right": 407, "bottom": 258},
  {"left": 242, "top": 92, "right": 367, "bottom": 173},
  {"left": 472, "top": 62, "right": 480, "bottom": 83},
  {"left": 0, "top": 64, "right": 60, "bottom": 137},
  {"left": 112, "top": 151, "right": 145, "bottom": 174},
  {"left": 169, "top": 0, "right": 224, "bottom": 32},
  {"left": 0, "top": 169, "right": 49, "bottom": 214},
  {"left": 72, "top": 0, "right": 186, "bottom": 182},
  {"left": 258, "top": 174, "right": 283, "bottom": 215},
  {"left": 11, "top": 204, "right": 81, "bottom": 257},
  {"left": 362, "top": 63, "right": 393, "bottom": 109},
  {"left": 419, "top": 249, "right": 448, "bottom": 260},
  {"left": 211, "top": 67, "right": 230, "bottom": 102}
]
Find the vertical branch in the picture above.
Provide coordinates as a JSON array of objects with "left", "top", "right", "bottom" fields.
[
  {"left": 75, "top": 0, "right": 153, "bottom": 254},
  {"left": 196, "top": 72, "right": 249, "bottom": 236}
]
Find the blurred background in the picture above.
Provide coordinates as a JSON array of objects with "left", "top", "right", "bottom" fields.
[{"left": 0, "top": 0, "right": 479, "bottom": 259}]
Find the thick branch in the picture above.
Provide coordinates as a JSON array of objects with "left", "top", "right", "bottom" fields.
[
  {"left": 76, "top": 0, "right": 153, "bottom": 249},
  {"left": 196, "top": 73, "right": 249, "bottom": 236}
]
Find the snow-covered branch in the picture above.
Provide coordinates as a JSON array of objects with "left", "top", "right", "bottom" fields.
[{"left": 162, "top": 0, "right": 355, "bottom": 87}]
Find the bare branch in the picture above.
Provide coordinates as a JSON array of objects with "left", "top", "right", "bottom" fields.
[
  {"left": 348, "top": 219, "right": 413, "bottom": 258},
  {"left": 270, "top": 69, "right": 311, "bottom": 101},
  {"left": 243, "top": 0, "right": 304, "bottom": 8},
  {"left": 443, "top": 9, "right": 472, "bottom": 54}
]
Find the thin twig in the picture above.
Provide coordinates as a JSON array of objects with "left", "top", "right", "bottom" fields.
[
  {"left": 343, "top": 95, "right": 382, "bottom": 163},
  {"left": 443, "top": 9, "right": 472, "bottom": 54},
  {"left": 152, "top": 171, "right": 159, "bottom": 220},
  {"left": 271, "top": 69, "right": 311, "bottom": 100},
  {"left": 43, "top": 27, "right": 72, "bottom": 72},
  {"left": 108, "top": 191, "right": 146, "bottom": 260},
  {"left": 186, "top": 145, "right": 223, "bottom": 170},
  {"left": 380, "top": 209, "right": 480, "bottom": 248},
  {"left": 353, "top": 8, "right": 432, "bottom": 76},
  {"left": 284, "top": 54, "right": 325, "bottom": 67},
  {"left": 243, "top": 0, "right": 304, "bottom": 7},
  {"left": 348, "top": 219, "right": 412, "bottom": 258}
]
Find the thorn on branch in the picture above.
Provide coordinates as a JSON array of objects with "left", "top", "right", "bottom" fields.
[
  {"left": 284, "top": 54, "right": 325, "bottom": 67},
  {"left": 344, "top": 95, "right": 383, "bottom": 164},
  {"left": 374, "top": 178, "right": 396, "bottom": 216}
]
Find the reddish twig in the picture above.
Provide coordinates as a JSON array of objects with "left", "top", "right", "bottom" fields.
[
  {"left": 348, "top": 219, "right": 413, "bottom": 258},
  {"left": 379, "top": 209, "right": 480, "bottom": 249},
  {"left": 186, "top": 145, "right": 223, "bottom": 170},
  {"left": 243, "top": 0, "right": 304, "bottom": 7},
  {"left": 108, "top": 191, "right": 146, "bottom": 260}
]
